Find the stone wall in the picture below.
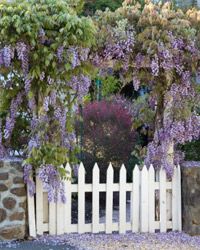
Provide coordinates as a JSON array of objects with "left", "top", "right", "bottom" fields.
[
  {"left": 0, "top": 159, "right": 27, "bottom": 240},
  {"left": 181, "top": 161, "right": 200, "bottom": 236}
]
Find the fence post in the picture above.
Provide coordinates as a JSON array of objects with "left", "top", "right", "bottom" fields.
[{"left": 106, "top": 163, "right": 114, "bottom": 234}]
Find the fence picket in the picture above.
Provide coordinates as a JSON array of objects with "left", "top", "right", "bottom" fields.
[
  {"left": 140, "top": 165, "right": 149, "bottom": 232},
  {"left": 148, "top": 165, "right": 155, "bottom": 233},
  {"left": 132, "top": 165, "right": 140, "bottom": 232},
  {"left": 160, "top": 167, "right": 167, "bottom": 232},
  {"left": 78, "top": 163, "right": 85, "bottom": 233},
  {"left": 106, "top": 163, "right": 114, "bottom": 234},
  {"left": 119, "top": 164, "right": 126, "bottom": 234},
  {"left": 56, "top": 165, "right": 65, "bottom": 235},
  {"left": 92, "top": 163, "right": 100, "bottom": 233},
  {"left": 64, "top": 163, "right": 72, "bottom": 233},
  {"left": 172, "top": 165, "right": 178, "bottom": 231},
  {"left": 36, "top": 176, "right": 44, "bottom": 235},
  {"left": 177, "top": 165, "right": 182, "bottom": 231},
  {"left": 27, "top": 176, "right": 36, "bottom": 237}
]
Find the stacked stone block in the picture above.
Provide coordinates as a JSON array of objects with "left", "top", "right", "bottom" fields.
[
  {"left": 0, "top": 159, "right": 26, "bottom": 240},
  {"left": 182, "top": 161, "right": 200, "bottom": 236}
]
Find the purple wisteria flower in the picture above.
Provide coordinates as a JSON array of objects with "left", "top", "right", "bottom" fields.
[
  {"left": 16, "top": 42, "right": 29, "bottom": 74},
  {"left": 151, "top": 54, "right": 159, "bottom": 76},
  {"left": 38, "top": 165, "right": 66, "bottom": 203},
  {"left": 4, "top": 92, "right": 23, "bottom": 139}
]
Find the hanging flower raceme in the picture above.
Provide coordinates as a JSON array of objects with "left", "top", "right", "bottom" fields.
[{"left": 38, "top": 165, "right": 66, "bottom": 203}]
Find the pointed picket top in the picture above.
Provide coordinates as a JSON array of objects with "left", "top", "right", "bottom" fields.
[
  {"left": 133, "top": 164, "right": 140, "bottom": 175},
  {"left": 120, "top": 164, "right": 126, "bottom": 182},
  {"left": 65, "top": 162, "right": 71, "bottom": 173},
  {"left": 78, "top": 162, "right": 85, "bottom": 175},
  {"left": 149, "top": 164, "right": 154, "bottom": 173},
  {"left": 107, "top": 162, "right": 114, "bottom": 174},
  {"left": 93, "top": 163, "right": 100, "bottom": 182},
  {"left": 64, "top": 163, "right": 71, "bottom": 183},
  {"left": 107, "top": 163, "right": 114, "bottom": 183},
  {"left": 120, "top": 164, "right": 126, "bottom": 174},
  {"left": 93, "top": 163, "right": 100, "bottom": 173},
  {"left": 141, "top": 165, "right": 148, "bottom": 178}
]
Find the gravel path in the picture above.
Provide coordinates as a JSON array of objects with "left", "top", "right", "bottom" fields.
[{"left": 1, "top": 232, "right": 199, "bottom": 250}]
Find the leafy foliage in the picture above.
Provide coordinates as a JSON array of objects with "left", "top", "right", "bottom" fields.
[{"left": 83, "top": 0, "right": 123, "bottom": 15}]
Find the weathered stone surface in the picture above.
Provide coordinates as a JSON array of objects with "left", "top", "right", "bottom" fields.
[
  {"left": 3, "top": 197, "right": 16, "bottom": 210},
  {"left": 0, "top": 225, "right": 25, "bottom": 240},
  {"left": 13, "top": 176, "right": 24, "bottom": 184},
  {"left": 182, "top": 162, "right": 200, "bottom": 236},
  {"left": 10, "top": 187, "right": 26, "bottom": 197},
  {"left": 0, "top": 208, "right": 7, "bottom": 223},
  {"left": 10, "top": 161, "right": 23, "bottom": 172},
  {"left": 9, "top": 212, "right": 24, "bottom": 221},
  {"left": 0, "top": 172, "right": 9, "bottom": 180},
  {"left": 19, "top": 201, "right": 26, "bottom": 210},
  {"left": 0, "top": 184, "right": 8, "bottom": 192},
  {"left": 0, "top": 159, "right": 26, "bottom": 241}
]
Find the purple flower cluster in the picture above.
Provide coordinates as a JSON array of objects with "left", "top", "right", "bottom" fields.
[
  {"left": 145, "top": 114, "right": 200, "bottom": 176},
  {"left": 132, "top": 75, "right": 140, "bottom": 91},
  {"left": 4, "top": 92, "right": 23, "bottom": 139},
  {"left": 68, "top": 74, "right": 91, "bottom": 102},
  {"left": 57, "top": 46, "right": 64, "bottom": 63},
  {"left": 57, "top": 46, "right": 90, "bottom": 68},
  {"left": 16, "top": 42, "right": 29, "bottom": 74},
  {"left": 38, "top": 165, "right": 66, "bottom": 203},
  {"left": 54, "top": 106, "right": 67, "bottom": 145},
  {"left": 0, "top": 45, "right": 14, "bottom": 67},
  {"left": 151, "top": 54, "right": 159, "bottom": 76},
  {"left": 103, "top": 31, "right": 135, "bottom": 60}
]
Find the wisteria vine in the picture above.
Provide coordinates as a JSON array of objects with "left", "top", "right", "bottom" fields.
[{"left": 0, "top": 0, "right": 95, "bottom": 202}]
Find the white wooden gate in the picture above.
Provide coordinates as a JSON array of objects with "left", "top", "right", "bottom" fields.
[{"left": 27, "top": 163, "right": 182, "bottom": 237}]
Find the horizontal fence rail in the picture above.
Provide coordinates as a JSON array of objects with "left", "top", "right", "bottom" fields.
[{"left": 27, "top": 163, "right": 182, "bottom": 237}]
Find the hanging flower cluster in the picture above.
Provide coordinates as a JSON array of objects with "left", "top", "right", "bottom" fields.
[{"left": 0, "top": 0, "right": 96, "bottom": 202}]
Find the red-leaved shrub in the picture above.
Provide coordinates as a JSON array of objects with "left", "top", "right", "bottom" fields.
[{"left": 78, "top": 100, "right": 136, "bottom": 183}]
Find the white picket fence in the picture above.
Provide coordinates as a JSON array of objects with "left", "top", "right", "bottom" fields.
[{"left": 27, "top": 163, "right": 182, "bottom": 237}]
